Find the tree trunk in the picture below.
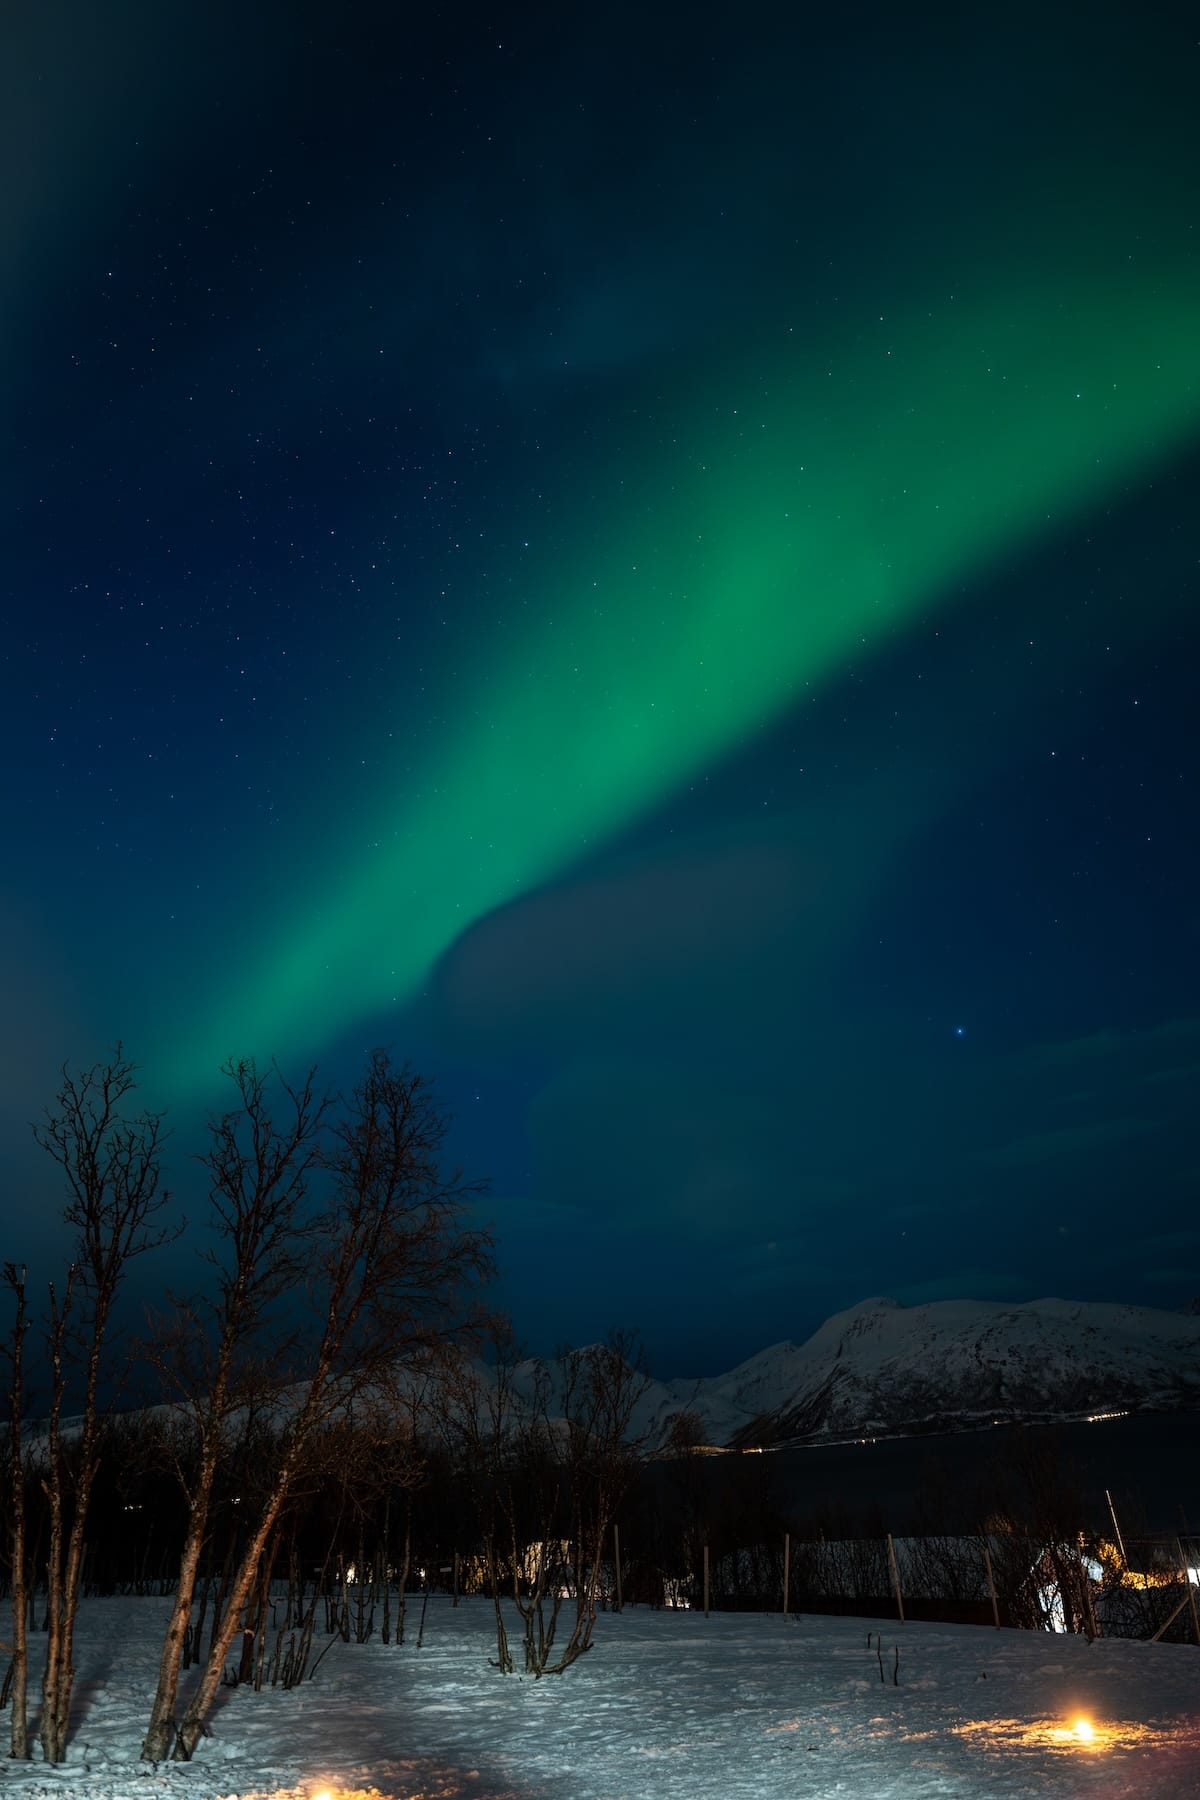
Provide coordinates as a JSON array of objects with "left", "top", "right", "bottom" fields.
[
  {"left": 354, "top": 1526, "right": 366, "bottom": 1643},
  {"left": 141, "top": 1495, "right": 211, "bottom": 1760},
  {"left": 173, "top": 1489, "right": 290, "bottom": 1759},
  {"left": 6, "top": 1268, "right": 29, "bottom": 1759},
  {"left": 49, "top": 1489, "right": 95, "bottom": 1755},
  {"left": 39, "top": 1286, "right": 70, "bottom": 1766},
  {"left": 9, "top": 1503, "right": 27, "bottom": 1759},
  {"left": 396, "top": 1500, "right": 412, "bottom": 1645},
  {"left": 380, "top": 1494, "right": 392, "bottom": 1644}
]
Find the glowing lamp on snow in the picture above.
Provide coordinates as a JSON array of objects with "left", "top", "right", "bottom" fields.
[{"left": 1041, "top": 1714, "right": 1107, "bottom": 1750}]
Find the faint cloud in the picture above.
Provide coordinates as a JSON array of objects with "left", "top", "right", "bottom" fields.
[
  {"left": 730, "top": 1237, "right": 823, "bottom": 1294},
  {"left": 1137, "top": 1060, "right": 1200, "bottom": 1089},
  {"left": 1142, "top": 1228, "right": 1200, "bottom": 1254},
  {"left": 1015, "top": 1016, "right": 1200, "bottom": 1075},
  {"left": 1017, "top": 1027, "right": 1127, "bottom": 1070},
  {"left": 891, "top": 1272, "right": 1035, "bottom": 1304},
  {"left": 977, "top": 1117, "right": 1153, "bottom": 1167},
  {"left": 474, "top": 1192, "right": 594, "bottom": 1235},
  {"left": 484, "top": 264, "right": 704, "bottom": 386},
  {"left": 433, "top": 821, "right": 831, "bottom": 1057}
]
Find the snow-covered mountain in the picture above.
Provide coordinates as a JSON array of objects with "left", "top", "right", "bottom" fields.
[
  {"left": 628, "top": 1296, "right": 1200, "bottom": 1447},
  {"left": 57, "top": 1295, "right": 1197, "bottom": 1454}
]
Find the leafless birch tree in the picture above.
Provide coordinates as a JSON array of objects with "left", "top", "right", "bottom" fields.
[
  {"left": 531, "top": 1334, "right": 648, "bottom": 1673},
  {"left": 2, "top": 1263, "right": 30, "bottom": 1758},
  {"left": 439, "top": 1327, "right": 523, "bottom": 1671},
  {"left": 169, "top": 1050, "right": 491, "bottom": 1760},
  {"left": 449, "top": 1331, "right": 648, "bottom": 1676},
  {"left": 141, "top": 1059, "right": 327, "bottom": 1761},
  {"left": 34, "top": 1050, "right": 175, "bottom": 1763}
]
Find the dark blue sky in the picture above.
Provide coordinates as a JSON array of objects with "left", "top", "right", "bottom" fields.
[{"left": 3, "top": 0, "right": 1198, "bottom": 1372}]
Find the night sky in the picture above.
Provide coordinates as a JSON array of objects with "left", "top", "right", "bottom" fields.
[{"left": 4, "top": 0, "right": 1198, "bottom": 1373}]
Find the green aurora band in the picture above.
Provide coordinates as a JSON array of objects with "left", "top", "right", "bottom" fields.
[{"left": 164, "top": 270, "right": 1200, "bottom": 1094}]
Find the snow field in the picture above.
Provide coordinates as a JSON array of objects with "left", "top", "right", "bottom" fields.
[{"left": 0, "top": 1595, "right": 1196, "bottom": 1799}]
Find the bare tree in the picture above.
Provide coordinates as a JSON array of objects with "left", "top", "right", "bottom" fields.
[
  {"left": 34, "top": 1050, "right": 175, "bottom": 1764},
  {"left": 141, "top": 1059, "right": 327, "bottom": 1761},
  {"left": 470, "top": 1334, "right": 649, "bottom": 1677},
  {"left": 2, "top": 1264, "right": 30, "bottom": 1757},
  {"left": 362, "top": 1374, "right": 435, "bottom": 1649},
  {"left": 170, "top": 1050, "right": 491, "bottom": 1760},
  {"left": 549, "top": 1334, "right": 648, "bottom": 1671},
  {"left": 439, "top": 1326, "right": 522, "bottom": 1672},
  {"left": 502, "top": 1363, "right": 571, "bottom": 1675}
]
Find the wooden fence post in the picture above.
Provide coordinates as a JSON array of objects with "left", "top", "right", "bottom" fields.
[
  {"left": 886, "top": 1533, "right": 905, "bottom": 1624},
  {"left": 1078, "top": 1538, "right": 1100, "bottom": 1640},
  {"left": 783, "top": 1531, "right": 790, "bottom": 1621},
  {"left": 982, "top": 1542, "right": 1000, "bottom": 1628},
  {"left": 613, "top": 1523, "right": 623, "bottom": 1613},
  {"left": 1177, "top": 1539, "right": 1200, "bottom": 1646},
  {"left": 1106, "top": 1489, "right": 1129, "bottom": 1565}
]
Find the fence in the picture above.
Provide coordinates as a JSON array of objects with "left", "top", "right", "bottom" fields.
[
  {"left": 2, "top": 1522, "right": 1196, "bottom": 1648},
  {"left": 620, "top": 1528, "right": 1200, "bottom": 1644}
]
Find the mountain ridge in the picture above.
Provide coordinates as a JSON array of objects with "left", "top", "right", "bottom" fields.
[{"left": 626, "top": 1295, "right": 1200, "bottom": 1448}]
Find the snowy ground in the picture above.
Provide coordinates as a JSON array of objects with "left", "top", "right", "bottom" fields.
[{"left": 0, "top": 1596, "right": 1197, "bottom": 1799}]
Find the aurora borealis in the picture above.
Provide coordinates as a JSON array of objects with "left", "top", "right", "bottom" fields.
[
  {"left": 5, "top": 1, "right": 1199, "bottom": 1364},
  {"left": 169, "top": 275, "right": 1200, "bottom": 1090}
]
